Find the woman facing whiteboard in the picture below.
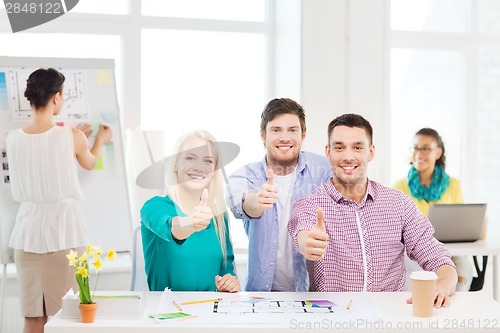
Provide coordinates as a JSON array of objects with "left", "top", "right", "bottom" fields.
[{"left": 6, "top": 68, "right": 112, "bottom": 333}]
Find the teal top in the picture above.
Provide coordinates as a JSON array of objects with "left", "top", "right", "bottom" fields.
[{"left": 140, "top": 195, "right": 235, "bottom": 291}]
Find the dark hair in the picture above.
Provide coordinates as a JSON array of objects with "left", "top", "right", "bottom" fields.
[
  {"left": 327, "top": 113, "right": 373, "bottom": 145},
  {"left": 24, "top": 68, "right": 65, "bottom": 109},
  {"left": 260, "top": 98, "right": 306, "bottom": 134},
  {"left": 415, "top": 128, "right": 446, "bottom": 168}
]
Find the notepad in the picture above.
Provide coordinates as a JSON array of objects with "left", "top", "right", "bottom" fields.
[
  {"left": 305, "top": 300, "right": 337, "bottom": 308},
  {"left": 94, "top": 295, "right": 141, "bottom": 300},
  {"left": 149, "top": 312, "right": 192, "bottom": 320}
]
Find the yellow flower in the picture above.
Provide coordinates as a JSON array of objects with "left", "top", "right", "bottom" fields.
[
  {"left": 66, "top": 250, "right": 78, "bottom": 266},
  {"left": 91, "top": 246, "right": 102, "bottom": 257},
  {"left": 93, "top": 258, "right": 102, "bottom": 272},
  {"left": 79, "top": 251, "right": 89, "bottom": 264},
  {"left": 76, "top": 266, "right": 88, "bottom": 278},
  {"left": 67, "top": 244, "right": 116, "bottom": 304},
  {"left": 107, "top": 248, "right": 116, "bottom": 262}
]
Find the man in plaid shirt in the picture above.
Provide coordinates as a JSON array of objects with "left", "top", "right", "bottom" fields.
[{"left": 289, "top": 113, "right": 457, "bottom": 308}]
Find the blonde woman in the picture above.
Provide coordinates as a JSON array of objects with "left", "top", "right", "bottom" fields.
[{"left": 140, "top": 130, "right": 239, "bottom": 292}]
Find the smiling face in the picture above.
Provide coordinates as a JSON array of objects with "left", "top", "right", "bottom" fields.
[
  {"left": 326, "top": 125, "right": 374, "bottom": 193},
  {"left": 175, "top": 136, "right": 216, "bottom": 191},
  {"left": 411, "top": 134, "right": 442, "bottom": 174},
  {"left": 261, "top": 113, "right": 305, "bottom": 174}
]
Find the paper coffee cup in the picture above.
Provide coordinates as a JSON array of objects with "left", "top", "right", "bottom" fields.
[{"left": 410, "top": 271, "right": 437, "bottom": 318}]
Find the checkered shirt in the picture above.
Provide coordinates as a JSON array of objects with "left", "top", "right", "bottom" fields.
[{"left": 289, "top": 180, "right": 454, "bottom": 292}]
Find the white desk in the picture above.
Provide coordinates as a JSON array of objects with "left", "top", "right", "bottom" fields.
[
  {"left": 444, "top": 237, "right": 500, "bottom": 300},
  {"left": 45, "top": 291, "right": 500, "bottom": 333}
]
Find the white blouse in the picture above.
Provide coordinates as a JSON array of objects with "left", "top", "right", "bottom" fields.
[{"left": 6, "top": 126, "right": 87, "bottom": 253}]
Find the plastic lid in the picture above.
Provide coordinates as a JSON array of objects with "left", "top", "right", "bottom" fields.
[{"left": 410, "top": 271, "right": 438, "bottom": 280}]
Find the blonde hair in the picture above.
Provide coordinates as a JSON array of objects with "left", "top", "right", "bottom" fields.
[{"left": 164, "top": 130, "right": 229, "bottom": 265}]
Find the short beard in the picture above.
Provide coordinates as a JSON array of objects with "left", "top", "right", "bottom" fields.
[{"left": 266, "top": 155, "right": 299, "bottom": 175}]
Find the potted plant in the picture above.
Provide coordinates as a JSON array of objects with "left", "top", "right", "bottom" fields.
[{"left": 67, "top": 245, "right": 116, "bottom": 323}]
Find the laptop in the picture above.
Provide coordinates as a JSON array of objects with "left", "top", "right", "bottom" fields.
[{"left": 428, "top": 203, "right": 487, "bottom": 243}]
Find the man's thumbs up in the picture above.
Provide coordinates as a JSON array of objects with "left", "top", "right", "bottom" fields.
[
  {"left": 256, "top": 168, "right": 278, "bottom": 211},
  {"left": 266, "top": 168, "right": 274, "bottom": 185},
  {"left": 315, "top": 207, "right": 325, "bottom": 231},
  {"left": 297, "top": 207, "right": 328, "bottom": 261}
]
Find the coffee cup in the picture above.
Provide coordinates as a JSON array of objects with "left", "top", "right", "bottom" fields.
[{"left": 410, "top": 271, "right": 438, "bottom": 317}]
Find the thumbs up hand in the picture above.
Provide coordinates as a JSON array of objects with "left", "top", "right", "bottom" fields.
[
  {"left": 314, "top": 206, "right": 326, "bottom": 232},
  {"left": 297, "top": 207, "right": 329, "bottom": 261},
  {"left": 192, "top": 189, "right": 213, "bottom": 232},
  {"left": 240, "top": 168, "right": 279, "bottom": 219},
  {"left": 257, "top": 168, "right": 279, "bottom": 211}
]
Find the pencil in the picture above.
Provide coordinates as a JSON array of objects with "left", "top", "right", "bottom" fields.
[
  {"left": 347, "top": 299, "right": 352, "bottom": 310},
  {"left": 181, "top": 298, "right": 222, "bottom": 305},
  {"left": 172, "top": 300, "right": 182, "bottom": 311}
]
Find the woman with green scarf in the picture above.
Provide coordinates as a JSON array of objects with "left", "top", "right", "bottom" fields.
[{"left": 394, "top": 128, "right": 472, "bottom": 291}]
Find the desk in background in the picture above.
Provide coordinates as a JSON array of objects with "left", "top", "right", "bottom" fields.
[
  {"left": 444, "top": 237, "right": 500, "bottom": 300},
  {"left": 45, "top": 291, "right": 500, "bottom": 333}
]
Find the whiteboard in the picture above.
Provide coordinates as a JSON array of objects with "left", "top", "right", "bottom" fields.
[{"left": 0, "top": 56, "right": 133, "bottom": 264}]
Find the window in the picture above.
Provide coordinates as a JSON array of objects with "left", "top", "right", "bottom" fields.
[
  {"left": 0, "top": 1, "right": 272, "bottom": 248},
  {"left": 71, "top": 0, "right": 129, "bottom": 15},
  {"left": 478, "top": 0, "right": 500, "bottom": 33},
  {"left": 139, "top": 3, "right": 269, "bottom": 248},
  {"left": 141, "top": 0, "right": 266, "bottom": 21},
  {"left": 141, "top": 29, "right": 267, "bottom": 172},
  {"left": 390, "top": 0, "right": 500, "bottom": 236},
  {"left": 390, "top": 49, "right": 465, "bottom": 182},
  {"left": 475, "top": 46, "right": 500, "bottom": 218},
  {"left": 391, "top": 0, "right": 470, "bottom": 33}
]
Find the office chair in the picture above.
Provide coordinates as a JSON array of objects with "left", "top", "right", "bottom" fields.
[
  {"left": 129, "top": 226, "right": 149, "bottom": 291},
  {"left": 470, "top": 256, "right": 488, "bottom": 292}
]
